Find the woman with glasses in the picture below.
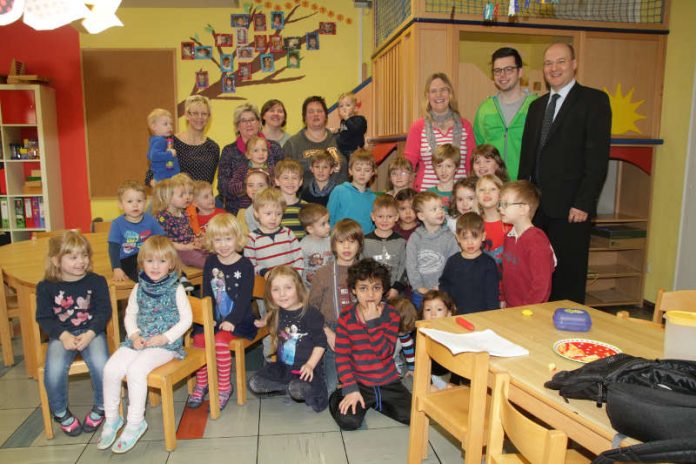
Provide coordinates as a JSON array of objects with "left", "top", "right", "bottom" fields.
[
  {"left": 144, "top": 95, "right": 220, "bottom": 187},
  {"left": 217, "top": 103, "right": 284, "bottom": 213},
  {"left": 404, "top": 73, "right": 475, "bottom": 191},
  {"left": 283, "top": 96, "right": 346, "bottom": 186}
]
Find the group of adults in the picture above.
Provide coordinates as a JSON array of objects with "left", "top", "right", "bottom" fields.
[
  {"left": 145, "top": 93, "right": 347, "bottom": 206},
  {"left": 404, "top": 42, "right": 611, "bottom": 304},
  {"left": 147, "top": 41, "right": 610, "bottom": 305}
]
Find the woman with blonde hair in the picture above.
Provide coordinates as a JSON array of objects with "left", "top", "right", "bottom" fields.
[
  {"left": 145, "top": 95, "right": 220, "bottom": 187},
  {"left": 404, "top": 73, "right": 475, "bottom": 191}
]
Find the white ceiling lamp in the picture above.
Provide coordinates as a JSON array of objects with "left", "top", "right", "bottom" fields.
[
  {"left": 82, "top": 0, "right": 123, "bottom": 34},
  {"left": 0, "top": 0, "right": 123, "bottom": 33}
]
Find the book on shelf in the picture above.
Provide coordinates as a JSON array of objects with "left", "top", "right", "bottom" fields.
[
  {"left": 14, "top": 198, "right": 24, "bottom": 228},
  {"left": 37, "top": 197, "right": 45, "bottom": 228},
  {"left": 23, "top": 198, "right": 34, "bottom": 228},
  {"left": 31, "top": 197, "right": 42, "bottom": 229},
  {"left": 0, "top": 199, "right": 8, "bottom": 229}
]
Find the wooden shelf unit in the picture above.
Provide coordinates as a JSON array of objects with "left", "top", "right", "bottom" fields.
[
  {"left": 587, "top": 154, "right": 654, "bottom": 307},
  {"left": 0, "top": 85, "right": 64, "bottom": 242}
]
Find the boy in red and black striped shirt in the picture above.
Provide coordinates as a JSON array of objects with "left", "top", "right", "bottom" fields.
[{"left": 329, "top": 258, "right": 411, "bottom": 430}]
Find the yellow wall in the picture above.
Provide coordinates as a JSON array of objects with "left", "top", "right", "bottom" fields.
[
  {"left": 644, "top": 0, "right": 696, "bottom": 301},
  {"left": 81, "top": 3, "right": 364, "bottom": 220}
]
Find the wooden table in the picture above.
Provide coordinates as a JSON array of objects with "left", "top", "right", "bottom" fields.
[
  {"left": 411, "top": 300, "right": 663, "bottom": 458},
  {"left": 0, "top": 232, "right": 202, "bottom": 378}
]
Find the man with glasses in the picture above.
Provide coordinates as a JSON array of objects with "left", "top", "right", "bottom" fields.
[
  {"left": 518, "top": 42, "right": 611, "bottom": 304},
  {"left": 473, "top": 47, "right": 537, "bottom": 180}
]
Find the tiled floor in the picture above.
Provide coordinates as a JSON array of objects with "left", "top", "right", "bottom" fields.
[{"left": 0, "top": 338, "right": 464, "bottom": 464}]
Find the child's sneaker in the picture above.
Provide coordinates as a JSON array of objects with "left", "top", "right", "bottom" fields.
[
  {"left": 111, "top": 420, "right": 148, "bottom": 454},
  {"left": 186, "top": 385, "right": 208, "bottom": 409},
  {"left": 97, "top": 416, "right": 124, "bottom": 450},
  {"left": 82, "top": 406, "right": 105, "bottom": 433},
  {"left": 180, "top": 275, "right": 195, "bottom": 293},
  {"left": 53, "top": 409, "right": 82, "bottom": 437},
  {"left": 218, "top": 387, "right": 234, "bottom": 411}
]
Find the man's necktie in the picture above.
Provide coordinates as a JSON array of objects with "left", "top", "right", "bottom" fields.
[{"left": 533, "top": 93, "right": 560, "bottom": 183}]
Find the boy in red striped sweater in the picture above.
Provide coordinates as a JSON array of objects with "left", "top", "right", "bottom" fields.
[{"left": 329, "top": 258, "right": 412, "bottom": 430}]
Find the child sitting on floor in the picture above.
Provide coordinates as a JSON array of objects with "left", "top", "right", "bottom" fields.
[
  {"left": 248, "top": 266, "right": 328, "bottom": 411},
  {"left": 329, "top": 258, "right": 411, "bottom": 430}
]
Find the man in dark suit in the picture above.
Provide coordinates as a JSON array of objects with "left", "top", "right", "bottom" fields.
[{"left": 519, "top": 43, "right": 611, "bottom": 303}]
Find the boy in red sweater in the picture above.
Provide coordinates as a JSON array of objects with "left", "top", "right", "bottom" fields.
[
  {"left": 500, "top": 180, "right": 556, "bottom": 307},
  {"left": 329, "top": 258, "right": 411, "bottom": 430}
]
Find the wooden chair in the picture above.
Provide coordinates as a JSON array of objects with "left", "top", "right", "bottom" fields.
[
  {"left": 33, "top": 229, "right": 81, "bottom": 239},
  {"left": 653, "top": 288, "right": 696, "bottom": 323},
  {"left": 0, "top": 268, "right": 20, "bottom": 366},
  {"left": 143, "top": 295, "right": 220, "bottom": 451},
  {"left": 486, "top": 373, "right": 590, "bottom": 464},
  {"left": 408, "top": 325, "right": 490, "bottom": 464},
  {"left": 616, "top": 311, "right": 663, "bottom": 330},
  {"left": 92, "top": 220, "right": 112, "bottom": 233},
  {"left": 31, "top": 285, "right": 120, "bottom": 439},
  {"left": 228, "top": 274, "right": 269, "bottom": 405}
]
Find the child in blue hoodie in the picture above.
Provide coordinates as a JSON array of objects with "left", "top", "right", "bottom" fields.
[{"left": 327, "top": 149, "right": 376, "bottom": 233}]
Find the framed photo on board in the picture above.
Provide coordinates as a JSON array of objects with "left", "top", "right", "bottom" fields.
[
  {"left": 287, "top": 50, "right": 300, "bottom": 69},
  {"left": 260, "top": 53, "right": 274, "bottom": 72},
  {"left": 194, "top": 46, "right": 213, "bottom": 59},
  {"left": 238, "top": 63, "right": 252, "bottom": 81},
  {"left": 222, "top": 73, "right": 236, "bottom": 93},
  {"left": 181, "top": 42, "right": 194, "bottom": 60},
  {"left": 253, "top": 13, "right": 266, "bottom": 31},
  {"left": 237, "top": 46, "right": 254, "bottom": 62},
  {"left": 271, "top": 11, "right": 284, "bottom": 30},
  {"left": 220, "top": 54, "right": 234, "bottom": 72},
  {"left": 231, "top": 14, "right": 250, "bottom": 28},
  {"left": 214, "top": 33, "right": 234, "bottom": 47},
  {"left": 196, "top": 71, "right": 209, "bottom": 89}
]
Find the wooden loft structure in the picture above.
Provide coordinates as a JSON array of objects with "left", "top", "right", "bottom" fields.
[{"left": 369, "top": 0, "right": 670, "bottom": 307}]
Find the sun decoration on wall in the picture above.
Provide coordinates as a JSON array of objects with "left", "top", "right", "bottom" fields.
[{"left": 603, "top": 83, "right": 646, "bottom": 135}]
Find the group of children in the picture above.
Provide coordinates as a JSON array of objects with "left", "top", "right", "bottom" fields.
[{"left": 35, "top": 100, "right": 557, "bottom": 453}]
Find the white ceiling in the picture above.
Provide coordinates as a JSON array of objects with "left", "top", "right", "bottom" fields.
[{"left": 120, "top": 0, "right": 240, "bottom": 8}]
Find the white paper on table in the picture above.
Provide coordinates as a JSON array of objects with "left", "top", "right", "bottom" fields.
[{"left": 419, "top": 328, "right": 529, "bottom": 357}]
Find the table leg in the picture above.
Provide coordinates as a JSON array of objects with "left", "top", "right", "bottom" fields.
[
  {"left": 16, "top": 284, "right": 37, "bottom": 378},
  {"left": 408, "top": 329, "right": 433, "bottom": 463}
]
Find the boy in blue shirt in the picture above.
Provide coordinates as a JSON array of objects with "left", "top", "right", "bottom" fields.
[
  {"left": 147, "top": 108, "right": 179, "bottom": 184},
  {"left": 328, "top": 149, "right": 376, "bottom": 233},
  {"left": 108, "top": 180, "right": 164, "bottom": 282}
]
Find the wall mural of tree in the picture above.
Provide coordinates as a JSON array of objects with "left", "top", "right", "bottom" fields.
[{"left": 177, "top": 0, "right": 352, "bottom": 116}]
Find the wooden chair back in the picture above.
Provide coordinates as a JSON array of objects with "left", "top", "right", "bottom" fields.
[
  {"left": 616, "top": 311, "right": 663, "bottom": 330},
  {"left": 92, "top": 220, "right": 112, "bottom": 233},
  {"left": 252, "top": 274, "right": 265, "bottom": 299},
  {"left": 653, "top": 289, "right": 696, "bottom": 323},
  {"left": 487, "top": 373, "right": 574, "bottom": 464},
  {"left": 33, "top": 229, "right": 81, "bottom": 239}
]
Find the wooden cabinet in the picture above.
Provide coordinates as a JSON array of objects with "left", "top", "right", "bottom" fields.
[
  {"left": 0, "top": 85, "right": 64, "bottom": 242},
  {"left": 586, "top": 145, "right": 655, "bottom": 307}
]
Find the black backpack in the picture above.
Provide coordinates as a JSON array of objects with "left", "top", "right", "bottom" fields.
[
  {"left": 592, "top": 439, "right": 696, "bottom": 464},
  {"left": 544, "top": 354, "right": 696, "bottom": 406}
]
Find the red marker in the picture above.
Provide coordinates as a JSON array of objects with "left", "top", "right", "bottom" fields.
[
  {"left": 456, "top": 317, "right": 475, "bottom": 331},
  {"left": 290, "top": 369, "right": 301, "bottom": 375}
]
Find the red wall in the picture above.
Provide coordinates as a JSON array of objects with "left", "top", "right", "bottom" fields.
[{"left": 0, "top": 22, "right": 91, "bottom": 231}]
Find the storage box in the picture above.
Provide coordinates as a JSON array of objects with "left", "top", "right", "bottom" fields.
[
  {"left": 664, "top": 311, "right": 696, "bottom": 361},
  {"left": 553, "top": 307, "right": 592, "bottom": 332}
]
